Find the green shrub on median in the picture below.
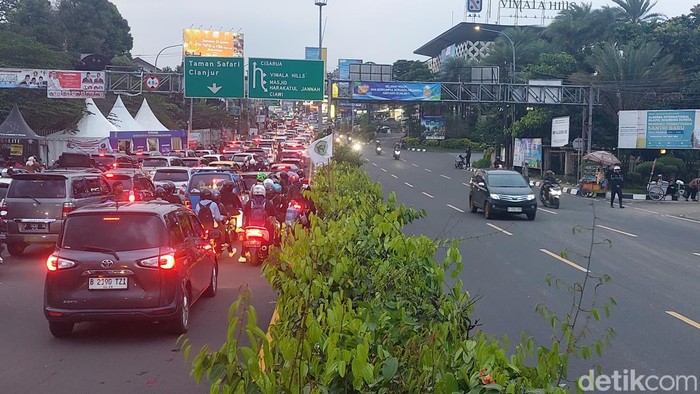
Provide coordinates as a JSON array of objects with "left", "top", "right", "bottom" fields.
[{"left": 182, "top": 163, "right": 566, "bottom": 393}]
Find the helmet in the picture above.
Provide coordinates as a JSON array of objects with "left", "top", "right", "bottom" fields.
[
  {"left": 201, "top": 188, "right": 213, "bottom": 200},
  {"left": 279, "top": 171, "right": 289, "bottom": 180},
  {"left": 288, "top": 172, "right": 300, "bottom": 184},
  {"left": 221, "top": 180, "right": 235, "bottom": 192},
  {"left": 252, "top": 184, "right": 266, "bottom": 197},
  {"left": 161, "top": 180, "right": 176, "bottom": 194},
  {"left": 545, "top": 170, "right": 554, "bottom": 177},
  {"left": 155, "top": 186, "right": 167, "bottom": 199},
  {"left": 263, "top": 178, "right": 275, "bottom": 191},
  {"left": 211, "top": 189, "right": 221, "bottom": 202},
  {"left": 614, "top": 166, "right": 621, "bottom": 171},
  {"left": 273, "top": 183, "right": 282, "bottom": 193},
  {"left": 256, "top": 172, "right": 267, "bottom": 182}
]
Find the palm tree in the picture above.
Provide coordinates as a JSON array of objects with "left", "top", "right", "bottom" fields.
[
  {"left": 481, "top": 27, "right": 548, "bottom": 82},
  {"left": 439, "top": 57, "right": 471, "bottom": 82},
  {"left": 611, "top": 0, "right": 664, "bottom": 23},
  {"left": 572, "top": 42, "right": 681, "bottom": 119}
]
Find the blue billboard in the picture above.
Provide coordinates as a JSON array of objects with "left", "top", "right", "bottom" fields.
[
  {"left": 421, "top": 116, "right": 446, "bottom": 140},
  {"left": 338, "top": 59, "right": 362, "bottom": 80},
  {"left": 352, "top": 82, "right": 441, "bottom": 101},
  {"left": 646, "top": 110, "right": 697, "bottom": 149}
]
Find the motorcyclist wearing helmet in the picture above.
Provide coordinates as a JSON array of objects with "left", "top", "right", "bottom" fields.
[
  {"left": 160, "top": 181, "right": 182, "bottom": 204},
  {"left": 286, "top": 172, "right": 303, "bottom": 201},
  {"left": 241, "top": 185, "right": 278, "bottom": 260},
  {"left": 194, "top": 189, "right": 224, "bottom": 230},
  {"left": 211, "top": 189, "right": 237, "bottom": 255},
  {"left": 609, "top": 165, "right": 625, "bottom": 208},
  {"left": 220, "top": 180, "right": 243, "bottom": 216},
  {"left": 541, "top": 170, "right": 557, "bottom": 200},
  {"left": 154, "top": 186, "right": 168, "bottom": 201},
  {"left": 493, "top": 155, "right": 505, "bottom": 169}
]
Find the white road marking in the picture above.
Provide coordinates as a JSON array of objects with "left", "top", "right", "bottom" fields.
[
  {"left": 538, "top": 208, "right": 558, "bottom": 215},
  {"left": 540, "top": 248, "right": 589, "bottom": 273},
  {"left": 404, "top": 182, "right": 414, "bottom": 188},
  {"left": 400, "top": 159, "right": 407, "bottom": 162},
  {"left": 391, "top": 174, "right": 398, "bottom": 179},
  {"left": 440, "top": 174, "right": 451, "bottom": 179},
  {"left": 486, "top": 223, "right": 513, "bottom": 236},
  {"left": 380, "top": 168, "right": 387, "bottom": 173},
  {"left": 412, "top": 163, "right": 418, "bottom": 167},
  {"left": 693, "top": 253, "right": 700, "bottom": 257},
  {"left": 596, "top": 224, "right": 638, "bottom": 238},
  {"left": 424, "top": 168, "right": 433, "bottom": 173},
  {"left": 462, "top": 182, "right": 469, "bottom": 187},
  {"left": 422, "top": 192, "right": 434, "bottom": 198},
  {"left": 664, "top": 214, "right": 700, "bottom": 224},
  {"left": 447, "top": 204, "right": 464, "bottom": 213},
  {"left": 633, "top": 207, "right": 658, "bottom": 214},
  {"left": 666, "top": 311, "right": 700, "bottom": 330},
  {"left": 371, "top": 163, "right": 377, "bottom": 167}
]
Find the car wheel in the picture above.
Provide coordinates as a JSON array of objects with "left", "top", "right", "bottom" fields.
[
  {"left": 469, "top": 197, "right": 478, "bottom": 213},
  {"left": 527, "top": 211, "right": 536, "bottom": 221},
  {"left": 169, "top": 290, "right": 190, "bottom": 334},
  {"left": 483, "top": 202, "right": 493, "bottom": 219},
  {"left": 204, "top": 264, "right": 218, "bottom": 298},
  {"left": 7, "top": 242, "right": 27, "bottom": 257},
  {"left": 49, "top": 321, "right": 74, "bottom": 338}
]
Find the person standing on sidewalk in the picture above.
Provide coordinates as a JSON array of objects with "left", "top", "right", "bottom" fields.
[
  {"left": 464, "top": 146, "right": 472, "bottom": 168},
  {"left": 687, "top": 177, "right": 699, "bottom": 201},
  {"left": 609, "top": 165, "right": 625, "bottom": 208}
]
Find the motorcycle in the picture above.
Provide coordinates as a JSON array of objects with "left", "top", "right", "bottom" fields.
[
  {"left": 205, "top": 229, "right": 223, "bottom": 257},
  {"left": 540, "top": 183, "right": 561, "bottom": 209},
  {"left": 285, "top": 200, "right": 310, "bottom": 229},
  {"left": 239, "top": 225, "right": 272, "bottom": 265},
  {"left": 375, "top": 146, "right": 382, "bottom": 155},
  {"left": 393, "top": 149, "right": 401, "bottom": 160},
  {"left": 455, "top": 155, "right": 466, "bottom": 169}
]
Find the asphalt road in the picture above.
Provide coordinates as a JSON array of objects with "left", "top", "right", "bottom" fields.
[
  {"left": 366, "top": 139, "right": 699, "bottom": 381},
  {"left": 0, "top": 242, "right": 275, "bottom": 393}
]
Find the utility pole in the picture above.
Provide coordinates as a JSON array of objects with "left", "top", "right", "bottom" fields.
[{"left": 587, "top": 86, "right": 594, "bottom": 153}]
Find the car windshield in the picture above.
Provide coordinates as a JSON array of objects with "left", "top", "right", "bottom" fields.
[
  {"left": 141, "top": 158, "right": 168, "bottom": 168},
  {"left": 181, "top": 159, "right": 200, "bottom": 167},
  {"left": 104, "top": 174, "right": 134, "bottom": 189},
  {"left": 188, "top": 174, "right": 229, "bottom": 192},
  {"left": 92, "top": 156, "right": 115, "bottom": 166},
  {"left": 153, "top": 170, "right": 190, "bottom": 182},
  {"left": 61, "top": 214, "right": 166, "bottom": 251},
  {"left": 8, "top": 178, "right": 66, "bottom": 198},
  {"left": 488, "top": 174, "right": 529, "bottom": 188}
]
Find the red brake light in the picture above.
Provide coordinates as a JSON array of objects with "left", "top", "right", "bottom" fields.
[
  {"left": 105, "top": 173, "right": 114, "bottom": 178},
  {"left": 62, "top": 203, "right": 75, "bottom": 219},
  {"left": 0, "top": 200, "right": 7, "bottom": 217},
  {"left": 46, "top": 255, "right": 58, "bottom": 271},
  {"left": 159, "top": 253, "right": 176, "bottom": 269},
  {"left": 128, "top": 191, "right": 135, "bottom": 202},
  {"left": 103, "top": 217, "right": 120, "bottom": 221},
  {"left": 292, "top": 202, "right": 302, "bottom": 210},
  {"left": 246, "top": 228, "right": 264, "bottom": 238}
]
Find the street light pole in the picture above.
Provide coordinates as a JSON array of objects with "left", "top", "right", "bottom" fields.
[
  {"left": 315, "top": 0, "right": 327, "bottom": 136},
  {"left": 154, "top": 43, "right": 183, "bottom": 70}
]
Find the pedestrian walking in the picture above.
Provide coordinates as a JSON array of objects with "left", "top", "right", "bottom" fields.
[
  {"left": 687, "top": 177, "right": 699, "bottom": 201},
  {"left": 521, "top": 162, "right": 530, "bottom": 183},
  {"left": 609, "top": 165, "right": 625, "bottom": 208}
]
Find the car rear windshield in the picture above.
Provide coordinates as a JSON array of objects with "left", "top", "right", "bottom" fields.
[
  {"left": 153, "top": 170, "right": 189, "bottom": 182},
  {"left": 7, "top": 178, "right": 67, "bottom": 198},
  {"left": 188, "top": 174, "right": 229, "bottom": 192},
  {"left": 61, "top": 214, "right": 166, "bottom": 251},
  {"left": 488, "top": 174, "right": 529, "bottom": 188},
  {"left": 142, "top": 158, "right": 168, "bottom": 168},
  {"left": 181, "top": 159, "right": 200, "bottom": 167},
  {"left": 104, "top": 174, "right": 134, "bottom": 189},
  {"left": 93, "top": 156, "right": 116, "bottom": 166},
  {"left": 232, "top": 155, "right": 251, "bottom": 163}
]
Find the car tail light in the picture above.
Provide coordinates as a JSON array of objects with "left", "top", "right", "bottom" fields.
[
  {"left": 46, "top": 255, "right": 76, "bottom": 271},
  {"left": 246, "top": 228, "right": 264, "bottom": 238},
  {"left": 0, "top": 199, "right": 6, "bottom": 217},
  {"left": 185, "top": 199, "right": 191, "bottom": 209},
  {"left": 62, "top": 203, "right": 75, "bottom": 219},
  {"left": 138, "top": 253, "right": 176, "bottom": 270},
  {"left": 105, "top": 173, "right": 114, "bottom": 178},
  {"left": 291, "top": 201, "right": 303, "bottom": 210},
  {"left": 128, "top": 190, "right": 135, "bottom": 202}
]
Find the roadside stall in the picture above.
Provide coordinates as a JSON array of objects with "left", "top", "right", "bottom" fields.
[{"left": 579, "top": 151, "right": 621, "bottom": 197}]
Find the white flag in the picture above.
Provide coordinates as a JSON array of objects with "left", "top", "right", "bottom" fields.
[{"left": 306, "top": 133, "right": 333, "bottom": 165}]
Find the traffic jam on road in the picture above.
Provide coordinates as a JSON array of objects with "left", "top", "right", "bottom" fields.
[{"left": 0, "top": 116, "right": 315, "bottom": 338}]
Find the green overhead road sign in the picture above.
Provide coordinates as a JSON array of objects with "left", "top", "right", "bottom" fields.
[
  {"left": 248, "top": 58, "right": 324, "bottom": 100},
  {"left": 184, "top": 56, "right": 244, "bottom": 98}
]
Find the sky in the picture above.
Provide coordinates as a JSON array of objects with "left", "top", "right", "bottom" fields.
[{"left": 110, "top": 0, "right": 695, "bottom": 70}]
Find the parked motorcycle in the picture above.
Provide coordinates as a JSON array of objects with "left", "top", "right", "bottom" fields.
[
  {"left": 393, "top": 149, "right": 401, "bottom": 160},
  {"left": 239, "top": 225, "right": 272, "bottom": 265},
  {"left": 540, "top": 184, "right": 561, "bottom": 209},
  {"left": 455, "top": 155, "right": 466, "bottom": 169}
]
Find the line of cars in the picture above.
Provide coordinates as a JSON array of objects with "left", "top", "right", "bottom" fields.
[{"left": 1, "top": 134, "right": 312, "bottom": 338}]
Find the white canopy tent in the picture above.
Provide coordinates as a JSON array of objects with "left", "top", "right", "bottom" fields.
[
  {"left": 134, "top": 98, "right": 168, "bottom": 131},
  {"left": 107, "top": 95, "right": 144, "bottom": 131},
  {"left": 44, "top": 98, "right": 114, "bottom": 164}
]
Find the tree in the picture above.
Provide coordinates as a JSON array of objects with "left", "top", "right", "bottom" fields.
[
  {"left": 5, "top": 0, "right": 64, "bottom": 48},
  {"left": 439, "top": 57, "right": 470, "bottom": 82},
  {"left": 0, "top": 0, "right": 20, "bottom": 22},
  {"left": 392, "top": 60, "right": 433, "bottom": 82},
  {"left": 523, "top": 53, "right": 578, "bottom": 81},
  {"left": 0, "top": 28, "right": 74, "bottom": 68},
  {"left": 481, "top": 27, "right": 549, "bottom": 81},
  {"left": 611, "top": 0, "right": 663, "bottom": 23},
  {"left": 57, "top": 0, "right": 133, "bottom": 56},
  {"left": 649, "top": 6, "right": 700, "bottom": 70}
]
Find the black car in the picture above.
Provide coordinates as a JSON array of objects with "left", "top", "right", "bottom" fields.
[
  {"left": 44, "top": 202, "right": 219, "bottom": 337},
  {"left": 469, "top": 169, "right": 537, "bottom": 220}
]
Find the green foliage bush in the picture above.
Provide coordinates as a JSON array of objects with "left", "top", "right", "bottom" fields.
[
  {"left": 182, "top": 163, "right": 567, "bottom": 393},
  {"left": 331, "top": 143, "right": 363, "bottom": 167},
  {"left": 401, "top": 137, "right": 486, "bottom": 151},
  {"left": 474, "top": 148, "right": 494, "bottom": 168}
]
